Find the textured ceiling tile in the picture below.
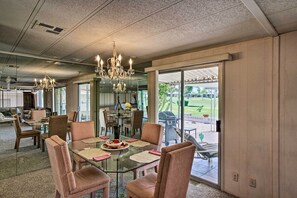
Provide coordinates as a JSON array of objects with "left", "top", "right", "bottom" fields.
[
  {"left": 65, "top": 0, "right": 243, "bottom": 62},
  {"left": 132, "top": 19, "right": 267, "bottom": 59},
  {"left": 15, "top": 0, "right": 107, "bottom": 55},
  {"left": 266, "top": 7, "right": 297, "bottom": 33},
  {"left": 44, "top": 0, "right": 179, "bottom": 58},
  {"left": 0, "top": 0, "right": 39, "bottom": 51},
  {"left": 254, "top": 0, "right": 297, "bottom": 15}
]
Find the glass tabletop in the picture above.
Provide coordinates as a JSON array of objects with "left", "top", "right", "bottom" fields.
[{"left": 68, "top": 135, "right": 161, "bottom": 174}]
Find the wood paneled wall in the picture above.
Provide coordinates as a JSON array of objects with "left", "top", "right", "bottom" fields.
[{"left": 279, "top": 31, "right": 297, "bottom": 198}]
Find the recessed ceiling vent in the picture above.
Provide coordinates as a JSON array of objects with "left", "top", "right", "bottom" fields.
[{"left": 31, "top": 20, "right": 64, "bottom": 35}]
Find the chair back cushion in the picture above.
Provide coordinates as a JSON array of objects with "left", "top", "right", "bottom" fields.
[
  {"left": 71, "top": 121, "right": 95, "bottom": 141},
  {"left": 49, "top": 115, "right": 68, "bottom": 141},
  {"left": 154, "top": 142, "right": 195, "bottom": 198},
  {"left": 31, "top": 109, "right": 46, "bottom": 122},
  {"left": 131, "top": 110, "right": 144, "bottom": 129},
  {"left": 12, "top": 114, "right": 22, "bottom": 136},
  {"left": 141, "top": 122, "right": 163, "bottom": 146},
  {"left": 46, "top": 135, "right": 76, "bottom": 197}
]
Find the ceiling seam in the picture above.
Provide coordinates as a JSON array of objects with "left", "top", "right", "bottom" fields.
[
  {"left": 240, "top": 0, "right": 278, "bottom": 36},
  {"left": 39, "top": 0, "right": 114, "bottom": 56},
  {"left": 5, "top": 0, "right": 45, "bottom": 65},
  {"left": 1, "top": 0, "right": 45, "bottom": 75},
  {"left": 60, "top": 0, "right": 185, "bottom": 60},
  {"left": 79, "top": 2, "right": 245, "bottom": 62}
]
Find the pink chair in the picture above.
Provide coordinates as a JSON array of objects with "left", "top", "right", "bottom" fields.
[
  {"left": 132, "top": 122, "right": 164, "bottom": 179},
  {"left": 46, "top": 135, "right": 110, "bottom": 198},
  {"left": 71, "top": 121, "right": 95, "bottom": 170},
  {"left": 126, "top": 142, "right": 195, "bottom": 198},
  {"left": 31, "top": 109, "right": 46, "bottom": 122}
]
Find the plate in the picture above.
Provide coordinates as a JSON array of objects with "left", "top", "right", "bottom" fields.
[{"left": 100, "top": 143, "right": 130, "bottom": 151}]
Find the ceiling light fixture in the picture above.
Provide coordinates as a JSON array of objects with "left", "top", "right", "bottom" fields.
[
  {"left": 34, "top": 73, "right": 56, "bottom": 91},
  {"left": 113, "top": 81, "right": 126, "bottom": 93},
  {"left": 95, "top": 41, "right": 134, "bottom": 80}
]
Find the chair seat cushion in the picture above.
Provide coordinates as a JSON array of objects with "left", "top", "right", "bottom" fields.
[
  {"left": 126, "top": 173, "right": 157, "bottom": 198},
  {"left": 20, "top": 130, "right": 40, "bottom": 137},
  {"left": 71, "top": 166, "right": 110, "bottom": 194}
]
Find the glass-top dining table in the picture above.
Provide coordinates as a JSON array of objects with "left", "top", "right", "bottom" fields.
[{"left": 68, "top": 135, "right": 161, "bottom": 197}]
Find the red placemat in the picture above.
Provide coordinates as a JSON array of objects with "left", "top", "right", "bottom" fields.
[
  {"left": 149, "top": 149, "right": 161, "bottom": 156},
  {"left": 125, "top": 138, "right": 138, "bottom": 143},
  {"left": 100, "top": 136, "right": 109, "bottom": 140},
  {"left": 92, "top": 154, "right": 111, "bottom": 162}
]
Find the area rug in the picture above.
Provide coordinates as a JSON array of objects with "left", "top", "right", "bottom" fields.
[
  {"left": 0, "top": 138, "right": 50, "bottom": 180},
  {"left": 0, "top": 167, "right": 234, "bottom": 198}
]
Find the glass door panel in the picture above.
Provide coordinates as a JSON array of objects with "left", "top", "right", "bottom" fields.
[
  {"left": 158, "top": 71, "right": 182, "bottom": 145},
  {"left": 184, "top": 66, "right": 219, "bottom": 185}
]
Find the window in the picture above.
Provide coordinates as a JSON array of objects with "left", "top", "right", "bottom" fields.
[
  {"left": 36, "top": 90, "right": 44, "bottom": 108},
  {"left": 0, "top": 90, "right": 23, "bottom": 107},
  {"left": 78, "top": 83, "right": 90, "bottom": 121},
  {"left": 54, "top": 87, "right": 66, "bottom": 115}
]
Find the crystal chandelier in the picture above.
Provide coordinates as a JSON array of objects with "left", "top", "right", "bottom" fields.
[
  {"left": 113, "top": 81, "right": 126, "bottom": 93},
  {"left": 95, "top": 42, "right": 135, "bottom": 80},
  {"left": 34, "top": 73, "right": 56, "bottom": 91}
]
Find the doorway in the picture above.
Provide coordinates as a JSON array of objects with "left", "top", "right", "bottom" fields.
[{"left": 158, "top": 64, "right": 222, "bottom": 186}]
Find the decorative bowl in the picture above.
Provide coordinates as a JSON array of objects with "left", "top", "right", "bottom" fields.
[{"left": 105, "top": 139, "right": 123, "bottom": 149}]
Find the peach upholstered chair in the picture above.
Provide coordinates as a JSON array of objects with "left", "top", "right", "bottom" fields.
[
  {"left": 71, "top": 121, "right": 95, "bottom": 170},
  {"left": 46, "top": 135, "right": 110, "bottom": 198},
  {"left": 13, "top": 114, "right": 41, "bottom": 152},
  {"left": 126, "top": 142, "right": 195, "bottom": 198},
  {"left": 31, "top": 109, "right": 46, "bottom": 122},
  {"left": 132, "top": 122, "right": 164, "bottom": 179}
]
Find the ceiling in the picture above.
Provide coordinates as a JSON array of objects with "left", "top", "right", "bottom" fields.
[{"left": 0, "top": 0, "right": 297, "bottom": 86}]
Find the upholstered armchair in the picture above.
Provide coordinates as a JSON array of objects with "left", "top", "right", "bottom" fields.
[
  {"left": 46, "top": 135, "right": 110, "bottom": 198},
  {"left": 132, "top": 122, "right": 164, "bottom": 179},
  {"left": 71, "top": 121, "right": 95, "bottom": 170},
  {"left": 126, "top": 142, "right": 195, "bottom": 198}
]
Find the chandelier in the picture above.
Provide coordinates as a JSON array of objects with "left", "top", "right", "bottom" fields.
[
  {"left": 34, "top": 73, "right": 56, "bottom": 91},
  {"left": 113, "top": 81, "right": 126, "bottom": 93},
  {"left": 95, "top": 41, "right": 135, "bottom": 80}
]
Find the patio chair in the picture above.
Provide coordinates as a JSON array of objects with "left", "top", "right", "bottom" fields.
[{"left": 174, "top": 127, "right": 218, "bottom": 163}]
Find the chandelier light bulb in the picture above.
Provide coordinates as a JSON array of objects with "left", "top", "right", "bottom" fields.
[{"left": 95, "top": 42, "right": 134, "bottom": 81}]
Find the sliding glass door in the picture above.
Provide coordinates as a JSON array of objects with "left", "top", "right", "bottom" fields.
[{"left": 158, "top": 65, "right": 221, "bottom": 186}]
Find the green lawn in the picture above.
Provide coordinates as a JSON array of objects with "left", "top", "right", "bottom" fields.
[{"left": 161, "top": 97, "right": 219, "bottom": 118}]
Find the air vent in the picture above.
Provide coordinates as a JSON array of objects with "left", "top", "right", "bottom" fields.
[{"left": 31, "top": 20, "right": 64, "bottom": 35}]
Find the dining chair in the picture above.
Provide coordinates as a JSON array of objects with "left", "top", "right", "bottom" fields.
[
  {"left": 31, "top": 109, "right": 46, "bottom": 121},
  {"left": 67, "top": 111, "right": 78, "bottom": 140},
  {"left": 71, "top": 121, "right": 95, "bottom": 170},
  {"left": 132, "top": 122, "right": 163, "bottom": 179},
  {"left": 12, "top": 114, "right": 41, "bottom": 152},
  {"left": 41, "top": 115, "right": 68, "bottom": 152},
  {"left": 46, "top": 135, "right": 110, "bottom": 198},
  {"left": 102, "top": 110, "right": 117, "bottom": 136},
  {"left": 126, "top": 142, "right": 195, "bottom": 198},
  {"left": 123, "top": 110, "right": 143, "bottom": 137},
  {"left": 31, "top": 109, "right": 46, "bottom": 131}
]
